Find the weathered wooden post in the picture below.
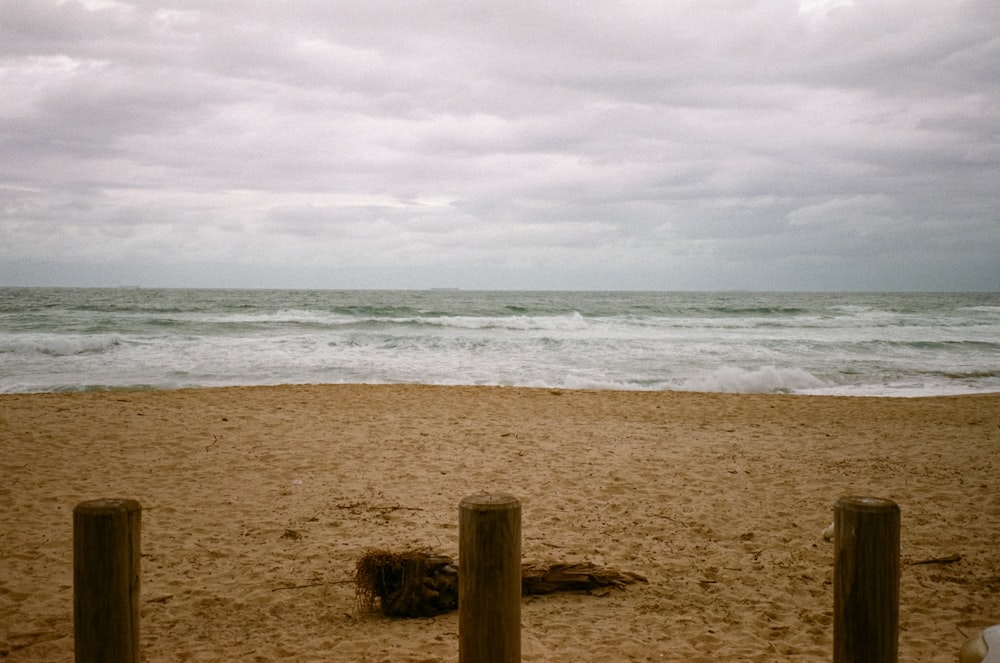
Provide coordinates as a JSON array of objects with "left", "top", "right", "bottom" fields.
[
  {"left": 459, "top": 494, "right": 521, "bottom": 663},
  {"left": 833, "top": 496, "right": 900, "bottom": 663},
  {"left": 74, "top": 498, "right": 141, "bottom": 663}
]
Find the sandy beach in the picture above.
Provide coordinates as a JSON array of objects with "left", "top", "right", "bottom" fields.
[{"left": 1, "top": 385, "right": 997, "bottom": 662}]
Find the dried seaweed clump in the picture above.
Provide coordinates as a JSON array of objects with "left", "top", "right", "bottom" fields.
[
  {"left": 355, "top": 548, "right": 647, "bottom": 618},
  {"left": 520, "top": 561, "right": 646, "bottom": 595},
  {"left": 354, "top": 548, "right": 458, "bottom": 617}
]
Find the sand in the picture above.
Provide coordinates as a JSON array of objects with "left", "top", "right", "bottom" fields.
[{"left": 1, "top": 385, "right": 998, "bottom": 662}]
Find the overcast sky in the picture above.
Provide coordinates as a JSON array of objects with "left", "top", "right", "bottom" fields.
[{"left": 2, "top": 0, "right": 998, "bottom": 291}]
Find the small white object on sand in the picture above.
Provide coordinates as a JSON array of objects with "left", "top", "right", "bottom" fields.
[{"left": 960, "top": 624, "right": 1000, "bottom": 663}]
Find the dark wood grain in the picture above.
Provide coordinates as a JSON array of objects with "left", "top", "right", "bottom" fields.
[
  {"left": 459, "top": 494, "right": 521, "bottom": 663},
  {"left": 834, "top": 496, "right": 899, "bottom": 663},
  {"left": 73, "top": 498, "right": 141, "bottom": 663}
]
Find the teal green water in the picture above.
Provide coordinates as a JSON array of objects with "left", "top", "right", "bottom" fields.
[{"left": 2, "top": 288, "right": 998, "bottom": 395}]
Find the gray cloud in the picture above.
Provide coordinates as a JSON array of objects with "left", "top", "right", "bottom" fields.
[{"left": 2, "top": 0, "right": 998, "bottom": 290}]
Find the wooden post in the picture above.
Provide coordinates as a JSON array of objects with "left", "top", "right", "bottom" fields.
[
  {"left": 74, "top": 498, "right": 141, "bottom": 663},
  {"left": 459, "top": 494, "right": 521, "bottom": 663},
  {"left": 833, "top": 496, "right": 900, "bottom": 663}
]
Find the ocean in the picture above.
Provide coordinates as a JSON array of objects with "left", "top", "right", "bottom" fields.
[{"left": 1, "top": 288, "right": 998, "bottom": 396}]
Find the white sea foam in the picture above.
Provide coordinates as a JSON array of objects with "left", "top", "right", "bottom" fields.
[
  {"left": 391, "top": 312, "right": 591, "bottom": 332},
  {"left": 2, "top": 288, "right": 999, "bottom": 395},
  {"left": 0, "top": 334, "right": 123, "bottom": 357},
  {"left": 677, "top": 366, "right": 828, "bottom": 394}
]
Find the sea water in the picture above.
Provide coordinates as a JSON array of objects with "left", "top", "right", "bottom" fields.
[{"left": 1, "top": 288, "right": 998, "bottom": 396}]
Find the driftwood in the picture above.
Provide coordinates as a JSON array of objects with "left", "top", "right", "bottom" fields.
[
  {"left": 354, "top": 548, "right": 647, "bottom": 618},
  {"left": 908, "top": 553, "right": 962, "bottom": 565},
  {"left": 520, "top": 561, "right": 646, "bottom": 594}
]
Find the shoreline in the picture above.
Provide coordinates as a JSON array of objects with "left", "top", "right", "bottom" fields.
[
  {"left": 7, "top": 381, "right": 1000, "bottom": 398},
  {"left": 2, "top": 385, "right": 998, "bottom": 661}
]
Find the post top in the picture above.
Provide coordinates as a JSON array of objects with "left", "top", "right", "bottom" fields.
[
  {"left": 835, "top": 495, "right": 899, "bottom": 513},
  {"left": 74, "top": 498, "right": 142, "bottom": 514},
  {"left": 460, "top": 494, "right": 520, "bottom": 511}
]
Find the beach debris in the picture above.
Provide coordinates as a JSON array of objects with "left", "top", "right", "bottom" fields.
[
  {"left": 1, "top": 631, "right": 64, "bottom": 656},
  {"left": 959, "top": 623, "right": 1000, "bottom": 663},
  {"left": 520, "top": 561, "right": 647, "bottom": 594},
  {"left": 354, "top": 548, "right": 647, "bottom": 618},
  {"left": 909, "top": 553, "right": 962, "bottom": 566},
  {"left": 822, "top": 522, "right": 835, "bottom": 541},
  {"left": 354, "top": 549, "right": 458, "bottom": 617},
  {"left": 146, "top": 594, "right": 174, "bottom": 604}
]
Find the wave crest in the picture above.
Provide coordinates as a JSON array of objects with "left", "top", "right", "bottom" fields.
[
  {"left": 678, "top": 366, "right": 827, "bottom": 394},
  {"left": 0, "top": 334, "right": 123, "bottom": 357}
]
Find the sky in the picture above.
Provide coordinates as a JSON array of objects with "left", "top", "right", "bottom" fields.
[{"left": 2, "top": 0, "right": 999, "bottom": 291}]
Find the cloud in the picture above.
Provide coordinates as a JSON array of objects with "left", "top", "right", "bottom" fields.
[{"left": 1, "top": 0, "right": 998, "bottom": 290}]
